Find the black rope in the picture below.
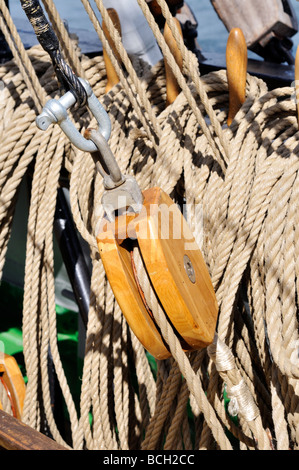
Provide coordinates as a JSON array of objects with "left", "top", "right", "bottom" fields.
[{"left": 20, "top": 0, "right": 87, "bottom": 106}]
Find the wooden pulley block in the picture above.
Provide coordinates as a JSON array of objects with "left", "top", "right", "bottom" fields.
[
  {"left": 97, "top": 187, "right": 218, "bottom": 360},
  {"left": 0, "top": 353, "right": 26, "bottom": 419}
]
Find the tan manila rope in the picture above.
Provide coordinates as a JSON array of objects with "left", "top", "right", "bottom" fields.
[
  {"left": 212, "top": 88, "right": 299, "bottom": 448},
  {"left": 207, "top": 335, "right": 270, "bottom": 450},
  {"left": 52, "top": 28, "right": 299, "bottom": 452},
  {"left": 69, "top": 62, "right": 167, "bottom": 450},
  {"left": 80, "top": 0, "right": 161, "bottom": 151},
  {"left": 71, "top": 60, "right": 268, "bottom": 450},
  {"left": 131, "top": 245, "right": 233, "bottom": 450},
  {"left": 0, "top": 0, "right": 46, "bottom": 113},
  {"left": 0, "top": 44, "right": 268, "bottom": 452},
  {"left": 0, "top": 0, "right": 49, "bottom": 282},
  {"left": 0, "top": 379, "right": 13, "bottom": 416},
  {"left": 184, "top": 85, "right": 298, "bottom": 449},
  {"left": 170, "top": 84, "right": 297, "bottom": 449},
  {"left": 108, "top": 22, "right": 299, "bottom": 448},
  {"left": 136, "top": 0, "right": 230, "bottom": 173},
  {"left": 0, "top": 0, "right": 166, "bottom": 450},
  {"left": 69, "top": 60, "right": 274, "bottom": 450},
  {"left": 65, "top": 20, "right": 177, "bottom": 448},
  {"left": 20, "top": 94, "right": 83, "bottom": 446},
  {"left": 0, "top": 2, "right": 88, "bottom": 448}
]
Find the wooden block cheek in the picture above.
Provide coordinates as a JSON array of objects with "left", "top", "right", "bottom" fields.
[
  {"left": 134, "top": 189, "right": 218, "bottom": 348},
  {"left": 97, "top": 229, "right": 171, "bottom": 360},
  {"left": 0, "top": 354, "right": 26, "bottom": 419}
]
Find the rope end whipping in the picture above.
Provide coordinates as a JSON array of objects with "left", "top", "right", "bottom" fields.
[
  {"left": 226, "top": 379, "right": 260, "bottom": 422},
  {"left": 208, "top": 334, "right": 260, "bottom": 422}
]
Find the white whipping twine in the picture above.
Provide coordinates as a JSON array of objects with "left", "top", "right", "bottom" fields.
[{"left": 208, "top": 334, "right": 259, "bottom": 422}]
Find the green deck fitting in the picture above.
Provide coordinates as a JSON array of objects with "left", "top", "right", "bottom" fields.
[{"left": 0, "top": 327, "right": 23, "bottom": 356}]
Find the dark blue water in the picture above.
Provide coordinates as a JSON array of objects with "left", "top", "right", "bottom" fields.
[{"left": 8, "top": 0, "right": 299, "bottom": 60}]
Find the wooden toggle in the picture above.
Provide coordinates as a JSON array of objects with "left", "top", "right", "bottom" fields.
[
  {"left": 97, "top": 187, "right": 218, "bottom": 360},
  {"left": 0, "top": 353, "right": 26, "bottom": 420},
  {"left": 164, "top": 18, "right": 183, "bottom": 106},
  {"left": 148, "top": 1, "right": 184, "bottom": 21},
  {"left": 226, "top": 27, "right": 247, "bottom": 126},
  {"left": 102, "top": 8, "right": 122, "bottom": 93}
]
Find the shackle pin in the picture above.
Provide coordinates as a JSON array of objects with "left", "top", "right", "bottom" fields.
[{"left": 36, "top": 78, "right": 111, "bottom": 151}]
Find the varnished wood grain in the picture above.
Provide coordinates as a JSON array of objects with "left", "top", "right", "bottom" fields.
[
  {"left": 135, "top": 188, "right": 218, "bottom": 349},
  {"left": 0, "top": 354, "right": 26, "bottom": 420},
  {"left": 102, "top": 8, "right": 122, "bottom": 93},
  {"left": 97, "top": 219, "right": 171, "bottom": 360},
  {"left": 164, "top": 18, "right": 183, "bottom": 106},
  {"left": 226, "top": 27, "right": 247, "bottom": 126},
  {"left": 0, "top": 409, "right": 67, "bottom": 450},
  {"left": 97, "top": 188, "right": 218, "bottom": 358},
  {"left": 148, "top": 0, "right": 184, "bottom": 18}
]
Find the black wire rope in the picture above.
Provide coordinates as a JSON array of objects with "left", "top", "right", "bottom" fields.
[{"left": 20, "top": 0, "right": 87, "bottom": 106}]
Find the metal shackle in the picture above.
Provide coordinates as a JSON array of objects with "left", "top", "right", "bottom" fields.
[
  {"left": 36, "top": 78, "right": 111, "bottom": 151},
  {"left": 85, "top": 127, "right": 124, "bottom": 189}
]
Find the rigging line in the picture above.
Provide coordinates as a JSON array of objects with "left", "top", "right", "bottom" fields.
[{"left": 20, "top": 0, "right": 87, "bottom": 106}]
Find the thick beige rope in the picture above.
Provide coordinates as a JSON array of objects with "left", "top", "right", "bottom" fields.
[
  {"left": 131, "top": 245, "right": 233, "bottom": 450},
  {"left": 0, "top": 1, "right": 46, "bottom": 112},
  {"left": 136, "top": 0, "right": 230, "bottom": 171},
  {"left": 80, "top": 0, "right": 161, "bottom": 151},
  {"left": 0, "top": 2, "right": 87, "bottom": 447}
]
